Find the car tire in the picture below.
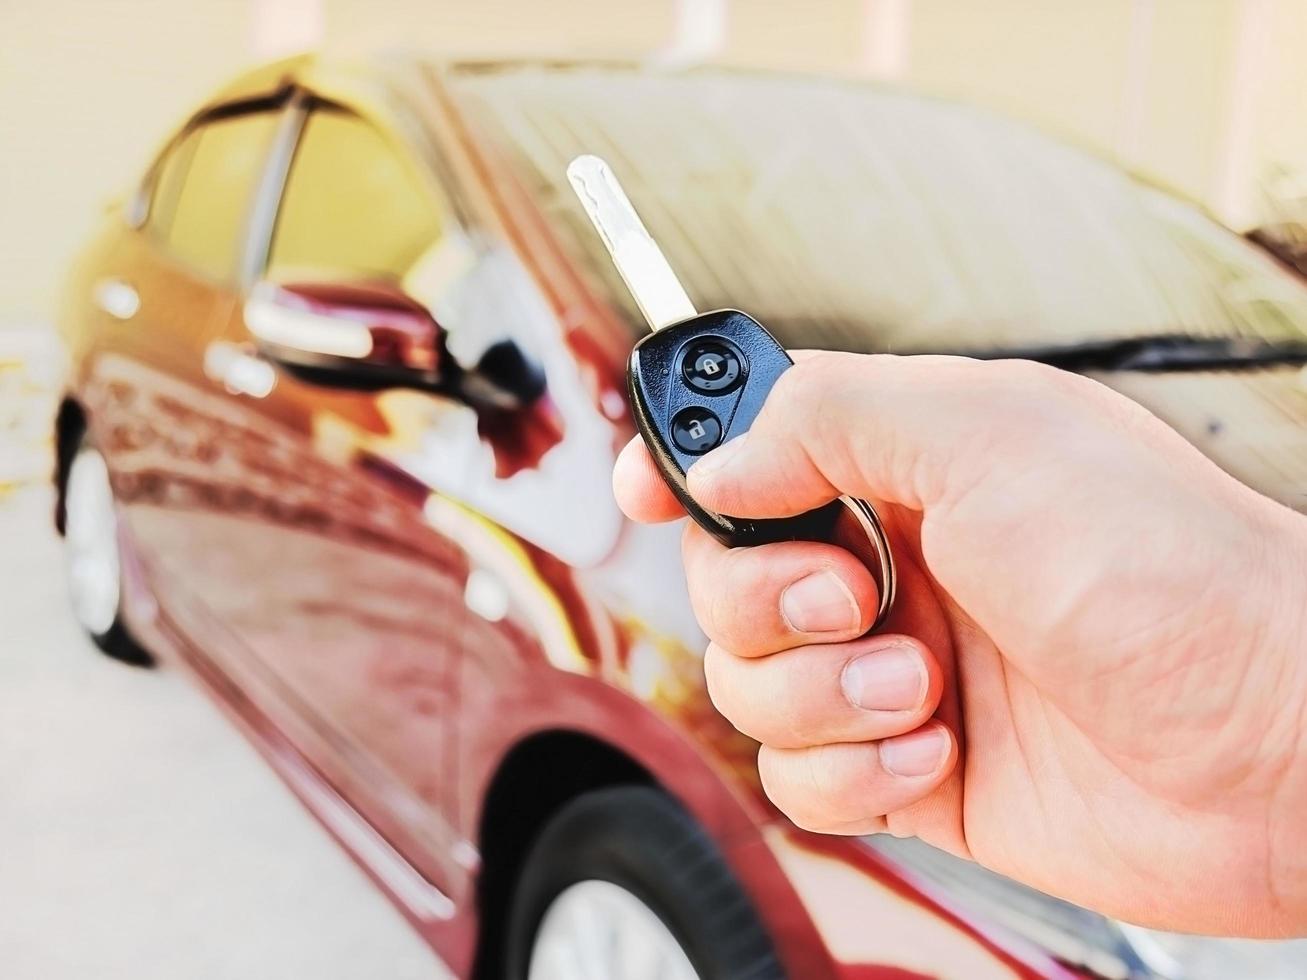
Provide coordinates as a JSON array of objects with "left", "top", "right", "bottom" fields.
[
  {"left": 504, "top": 785, "right": 785, "bottom": 980},
  {"left": 62, "top": 439, "right": 153, "bottom": 667}
]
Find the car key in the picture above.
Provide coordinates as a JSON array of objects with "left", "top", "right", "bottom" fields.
[{"left": 567, "top": 155, "right": 896, "bottom": 629}]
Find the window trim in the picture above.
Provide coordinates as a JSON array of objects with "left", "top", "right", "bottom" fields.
[
  {"left": 252, "top": 95, "right": 461, "bottom": 285},
  {"left": 129, "top": 89, "right": 298, "bottom": 285},
  {"left": 240, "top": 93, "right": 309, "bottom": 286}
]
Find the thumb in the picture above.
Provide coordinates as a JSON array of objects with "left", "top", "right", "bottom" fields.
[{"left": 685, "top": 351, "right": 1056, "bottom": 519}]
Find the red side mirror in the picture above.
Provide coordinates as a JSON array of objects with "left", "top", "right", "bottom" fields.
[{"left": 244, "top": 279, "right": 445, "bottom": 385}]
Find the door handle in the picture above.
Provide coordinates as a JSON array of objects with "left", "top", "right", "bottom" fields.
[
  {"left": 93, "top": 278, "right": 140, "bottom": 321},
  {"left": 203, "top": 340, "right": 276, "bottom": 399}
]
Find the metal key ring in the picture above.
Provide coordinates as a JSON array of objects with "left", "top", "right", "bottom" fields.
[{"left": 837, "top": 495, "right": 897, "bottom": 630}]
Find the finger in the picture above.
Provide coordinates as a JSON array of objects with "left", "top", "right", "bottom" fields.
[
  {"left": 704, "top": 635, "right": 942, "bottom": 749},
  {"left": 682, "top": 523, "right": 878, "bottom": 656},
  {"left": 612, "top": 436, "right": 684, "bottom": 523},
  {"left": 758, "top": 723, "right": 957, "bottom": 835},
  {"left": 685, "top": 351, "right": 1079, "bottom": 519}
]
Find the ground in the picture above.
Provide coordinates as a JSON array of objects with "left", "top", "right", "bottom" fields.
[{"left": 0, "top": 485, "right": 449, "bottom": 979}]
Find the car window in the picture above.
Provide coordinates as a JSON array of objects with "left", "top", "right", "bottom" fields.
[
  {"left": 267, "top": 108, "right": 443, "bottom": 283},
  {"left": 148, "top": 111, "right": 280, "bottom": 281}
]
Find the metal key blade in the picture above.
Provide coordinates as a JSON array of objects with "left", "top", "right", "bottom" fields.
[{"left": 566, "top": 154, "right": 697, "bottom": 331}]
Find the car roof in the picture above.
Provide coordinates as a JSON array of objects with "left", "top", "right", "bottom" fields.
[{"left": 204, "top": 52, "right": 648, "bottom": 106}]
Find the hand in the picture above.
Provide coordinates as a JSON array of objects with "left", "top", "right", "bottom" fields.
[{"left": 613, "top": 351, "right": 1307, "bottom": 936}]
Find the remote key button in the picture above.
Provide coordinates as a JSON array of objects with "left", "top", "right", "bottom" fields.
[
  {"left": 671, "top": 407, "right": 723, "bottom": 454},
  {"left": 682, "top": 340, "right": 743, "bottom": 393}
]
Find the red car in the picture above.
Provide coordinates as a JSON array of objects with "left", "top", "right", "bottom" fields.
[{"left": 55, "top": 55, "right": 1307, "bottom": 978}]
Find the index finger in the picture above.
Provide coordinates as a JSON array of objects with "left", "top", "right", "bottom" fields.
[{"left": 612, "top": 435, "right": 685, "bottom": 523}]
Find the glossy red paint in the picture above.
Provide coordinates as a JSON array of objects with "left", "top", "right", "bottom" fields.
[
  {"left": 261, "top": 280, "right": 444, "bottom": 373},
  {"left": 55, "top": 56, "right": 1101, "bottom": 979}
]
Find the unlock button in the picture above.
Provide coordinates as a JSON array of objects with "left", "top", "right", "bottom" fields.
[{"left": 671, "top": 407, "right": 723, "bottom": 454}]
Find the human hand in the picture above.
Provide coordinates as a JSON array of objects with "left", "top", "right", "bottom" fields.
[{"left": 613, "top": 351, "right": 1307, "bottom": 936}]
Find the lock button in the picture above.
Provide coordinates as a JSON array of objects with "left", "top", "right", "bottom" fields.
[
  {"left": 682, "top": 340, "right": 743, "bottom": 394},
  {"left": 671, "top": 407, "right": 723, "bottom": 454}
]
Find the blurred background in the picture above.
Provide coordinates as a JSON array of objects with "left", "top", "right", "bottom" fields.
[
  {"left": 4, "top": 2, "right": 1307, "bottom": 978},
  {"left": 9, "top": 0, "right": 1307, "bottom": 477},
  {"left": 9, "top": 0, "right": 1307, "bottom": 481}
]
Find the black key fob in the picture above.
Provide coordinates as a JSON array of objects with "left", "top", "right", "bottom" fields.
[{"left": 628, "top": 309, "right": 842, "bottom": 546}]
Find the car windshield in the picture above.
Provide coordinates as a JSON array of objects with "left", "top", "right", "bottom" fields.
[{"left": 450, "top": 63, "right": 1307, "bottom": 355}]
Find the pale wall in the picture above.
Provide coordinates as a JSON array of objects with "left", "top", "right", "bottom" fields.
[{"left": 1, "top": 1, "right": 254, "bottom": 324}]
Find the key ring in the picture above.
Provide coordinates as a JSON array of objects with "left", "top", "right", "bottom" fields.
[{"left": 837, "top": 496, "right": 897, "bottom": 630}]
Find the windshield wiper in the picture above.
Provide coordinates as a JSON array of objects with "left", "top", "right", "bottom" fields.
[{"left": 966, "top": 335, "right": 1307, "bottom": 373}]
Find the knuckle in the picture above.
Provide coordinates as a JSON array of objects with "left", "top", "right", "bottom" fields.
[
  {"left": 770, "top": 695, "right": 810, "bottom": 748},
  {"left": 774, "top": 355, "right": 824, "bottom": 400},
  {"left": 773, "top": 355, "right": 834, "bottom": 417},
  {"left": 757, "top": 746, "right": 824, "bottom": 829},
  {"left": 702, "top": 645, "right": 740, "bottom": 719},
  {"left": 766, "top": 354, "right": 849, "bottom": 430},
  {"left": 705, "top": 549, "right": 772, "bottom": 651},
  {"left": 704, "top": 646, "right": 771, "bottom": 742},
  {"left": 682, "top": 544, "right": 735, "bottom": 642},
  {"left": 759, "top": 744, "right": 873, "bottom": 831},
  {"left": 996, "top": 358, "right": 1098, "bottom": 414},
  {"left": 986, "top": 360, "right": 1149, "bottom": 456},
  {"left": 767, "top": 655, "right": 830, "bottom": 747},
  {"left": 710, "top": 645, "right": 834, "bottom": 748},
  {"left": 704, "top": 571, "right": 744, "bottom": 645},
  {"left": 715, "top": 679, "right": 775, "bottom": 745},
  {"left": 800, "top": 745, "right": 859, "bottom": 819}
]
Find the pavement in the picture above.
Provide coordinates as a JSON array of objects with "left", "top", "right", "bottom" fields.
[{"left": 0, "top": 485, "right": 449, "bottom": 980}]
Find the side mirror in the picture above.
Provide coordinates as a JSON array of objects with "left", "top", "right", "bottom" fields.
[
  {"left": 243, "top": 277, "right": 563, "bottom": 473},
  {"left": 244, "top": 280, "right": 445, "bottom": 391}
]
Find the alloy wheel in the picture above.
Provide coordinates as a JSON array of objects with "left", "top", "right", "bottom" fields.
[
  {"left": 528, "top": 879, "right": 701, "bottom": 980},
  {"left": 63, "top": 446, "right": 122, "bottom": 636}
]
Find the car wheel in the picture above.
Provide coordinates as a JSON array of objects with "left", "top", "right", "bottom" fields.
[
  {"left": 63, "top": 440, "right": 152, "bottom": 666},
  {"left": 505, "top": 785, "right": 784, "bottom": 980}
]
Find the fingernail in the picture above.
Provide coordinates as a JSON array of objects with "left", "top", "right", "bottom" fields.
[
  {"left": 841, "top": 646, "right": 927, "bottom": 712},
  {"left": 689, "top": 432, "right": 749, "bottom": 481},
  {"left": 880, "top": 726, "right": 950, "bottom": 777},
  {"left": 780, "top": 570, "right": 860, "bottom": 634}
]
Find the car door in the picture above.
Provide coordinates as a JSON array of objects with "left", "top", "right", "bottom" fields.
[
  {"left": 162, "top": 98, "right": 486, "bottom": 892},
  {"left": 84, "top": 102, "right": 285, "bottom": 615}
]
